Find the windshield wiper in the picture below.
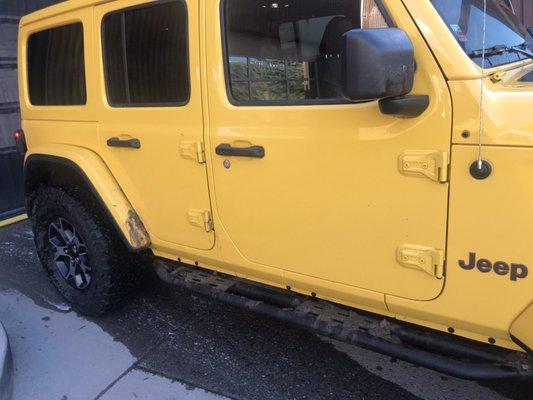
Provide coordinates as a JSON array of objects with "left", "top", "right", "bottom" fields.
[
  {"left": 511, "top": 42, "right": 533, "bottom": 58},
  {"left": 468, "top": 43, "right": 533, "bottom": 60}
]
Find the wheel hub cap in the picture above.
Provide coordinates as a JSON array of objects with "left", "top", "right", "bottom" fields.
[{"left": 48, "top": 218, "right": 91, "bottom": 290}]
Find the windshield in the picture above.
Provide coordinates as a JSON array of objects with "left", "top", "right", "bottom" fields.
[{"left": 431, "top": 0, "right": 531, "bottom": 67}]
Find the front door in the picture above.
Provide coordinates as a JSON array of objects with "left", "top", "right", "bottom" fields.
[
  {"left": 95, "top": 0, "right": 213, "bottom": 250},
  {"left": 206, "top": 0, "right": 451, "bottom": 300}
]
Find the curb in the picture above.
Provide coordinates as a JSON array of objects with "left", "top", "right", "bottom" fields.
[
  {"left": 0, "top": 321, "right": 13, "bottom": 400},
  {"left": 0, "top": 214, "right": 27, "bottom": 229}
]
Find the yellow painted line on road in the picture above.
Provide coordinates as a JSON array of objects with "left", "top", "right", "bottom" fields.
[{"left": 0, "top": 214, "right": 28, "bottom": 228}]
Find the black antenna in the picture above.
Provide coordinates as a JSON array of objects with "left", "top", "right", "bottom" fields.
[{"left": 471, "top": 0, "right": 492, "bottom": 180}]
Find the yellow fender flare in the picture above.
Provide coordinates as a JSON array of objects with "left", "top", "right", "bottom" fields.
[{"left": 25, "top": 144, "right": 150, "bottom": 250}]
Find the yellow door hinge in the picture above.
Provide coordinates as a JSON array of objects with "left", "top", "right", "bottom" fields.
[
  {"left": 180, "top": 141, "right": 206, "bottom": 164},
  {"left": 399, "top": 150, "right": 448, "bottom": 183},
  {"left": 188, "top": 209, "right": 213, "bottom": 232},
  {"left": 397, "top": 244, "right": 445, "bottom": 279}
]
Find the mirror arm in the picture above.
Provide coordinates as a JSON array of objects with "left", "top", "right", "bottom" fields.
[{"left": 378, "top": 95, "right": 429, "bottom": 118}]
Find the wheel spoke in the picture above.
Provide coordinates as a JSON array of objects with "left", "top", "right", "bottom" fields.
[
  {"left": 55, "top": 259, "right": 72, "bottom": 279},
  {"left": 73, "top": 259, "right": 91, "bottom": 288},
  {"left": 64, "top": 228, "right": 76, "bottom": 244},
  {"left": 59, "top": 218, "right": 79, "bottom": 246},
  {"left": 51, "top": 242, "right": 69, "bottom": 259},
  {"left": 74, "top": 273, "right": 84, "bottom": 288},
  {"left": 48, "top": 217, "right": 91, "bottom": 290},
  {"left": 49, "top": 222, "right": 67, "bottom": 246},
  {"left": 66, "top": 264, "right": 76, "bottom": 280},
  {"left": 76, "top": 258, "right": 91, "bottom": 277}
]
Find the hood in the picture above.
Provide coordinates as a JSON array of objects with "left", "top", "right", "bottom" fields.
[{"left": 449, "top": 62, "right": 533, "bottom": 147}]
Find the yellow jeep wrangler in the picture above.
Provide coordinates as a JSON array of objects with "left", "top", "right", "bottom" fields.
[{"left": 16, "top": 0, "right": 533, "bottom": 380}]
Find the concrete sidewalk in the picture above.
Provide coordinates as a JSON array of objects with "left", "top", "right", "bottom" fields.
[
  {"left": 0, "top": 221, "right": 532, "bottom": 400},
  {"left": 0, "top": 319, "right": 12, "bottom": 400},
  {"left": 0, "top": 289, "right": 225, "bottom": 400}
]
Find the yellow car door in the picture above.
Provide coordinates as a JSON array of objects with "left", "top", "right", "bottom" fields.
[
  {"left": 206, "top": 0, "right": 451, "bottom": 300},
  {"left": 94, "top": 0, "right": 214, "bottom": 250}
]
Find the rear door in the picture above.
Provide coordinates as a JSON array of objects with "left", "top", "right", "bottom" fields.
[
  {"left": 94, "top": 0, "right": 213, "bottom": 250},
  {"left": 206, "top": 0, "right": 452, "bottom": 300}
]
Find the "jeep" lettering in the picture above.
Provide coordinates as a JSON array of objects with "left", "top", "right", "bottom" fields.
[{"left": 458, "top": 252, "right": 528, "bottom": 281}]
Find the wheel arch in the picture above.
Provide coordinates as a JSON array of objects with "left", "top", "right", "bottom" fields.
[{"left": 24, "top": 146, "right": 150, "bottom": 252}]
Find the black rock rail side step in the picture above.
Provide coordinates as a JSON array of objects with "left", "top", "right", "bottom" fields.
[{"left": 154, "top": 259, "right": 533, "bottom": 380}]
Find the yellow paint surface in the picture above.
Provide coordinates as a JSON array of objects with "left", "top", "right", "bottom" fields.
[{"left": 17, "top": 0, "right": 533, "bottom": 352}]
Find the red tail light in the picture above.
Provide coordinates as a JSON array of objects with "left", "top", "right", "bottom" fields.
[{"left": 13, "top": 129, "right": 27, "bottom": 155}]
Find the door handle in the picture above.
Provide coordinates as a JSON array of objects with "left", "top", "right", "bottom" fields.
[
  {"left": 215, "top": 143, "right": 265, "bottom": 158},
  {"left": 107, "top": 137, "right": 141, "bottom": 149}
]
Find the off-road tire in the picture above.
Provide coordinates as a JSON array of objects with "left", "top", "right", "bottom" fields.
[{"left": 31, "top": 186, "right": 144, "bottom": 316}]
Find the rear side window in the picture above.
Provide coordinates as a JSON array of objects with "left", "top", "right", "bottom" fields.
[
  {"left": 223, "top": 0, "right": 389, "bottom": 105},
  {"left": 102, "top": 1, "right": 189, "bottom": 107},
  {"left": 27, "top": 23, "right": 86, "bottom": 106}
]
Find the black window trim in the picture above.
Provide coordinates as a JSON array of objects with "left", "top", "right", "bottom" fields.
[
  {"left": 220, "top": 0, "right": 394, "bottom": 107},
  {"left": 101, "top": 0, "right": 191, "bottom": 108},
  {"left": 27, "top": 21, "right": 88, "bottom": 107}
]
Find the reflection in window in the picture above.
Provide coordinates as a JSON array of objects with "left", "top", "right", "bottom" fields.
[
  {"left": 224, "top": 0, "right": 389, "bottom": 104},
  {"left": 229, "top": 56, "right": 317, "bottom": 101}
]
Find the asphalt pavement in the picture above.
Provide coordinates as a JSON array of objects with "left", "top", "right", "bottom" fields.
[{"left": 0, "top": 220, "right": 532, "bottom": 400}]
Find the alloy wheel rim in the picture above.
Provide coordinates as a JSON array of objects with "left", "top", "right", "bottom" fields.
[{"left": 48, "top": 217, "right": 91, "bottom": 290}]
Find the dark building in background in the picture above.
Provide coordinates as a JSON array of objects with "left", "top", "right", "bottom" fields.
[
  {"left": 511, "top": 0, "right": 533, "bottom": 27},
  {"left": 0, "top": 0, "right": 62, "bottom": 220}
]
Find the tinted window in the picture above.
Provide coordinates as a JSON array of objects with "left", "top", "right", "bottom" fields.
[
  {"left": 431, "top": 0, "right": 530, "bottom": 67},
  {"left": 27, "top": 23, "right": 86, "bottom": 105},
  {"left": 102, "top": 1, "right": 189, "bottom": 107},
  {"left": 223, "top": 0, "right": 388, "bottom": 105}
]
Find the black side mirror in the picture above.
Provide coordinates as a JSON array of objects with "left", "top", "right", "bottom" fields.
[{"left": 341, "top": 28, "right": 415, "bottom": 101}]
